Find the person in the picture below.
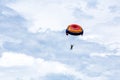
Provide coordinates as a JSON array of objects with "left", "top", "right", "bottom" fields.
[
  {"left": 70, "top": 44, "right": 73, "bottom": 50},
  {"left": 66, "top": 24, "right": 84, "bottom": 50}
]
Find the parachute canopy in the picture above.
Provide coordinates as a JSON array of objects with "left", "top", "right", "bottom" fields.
[{"left": 66, "top": 24, "right": 83, "bottom": 36}]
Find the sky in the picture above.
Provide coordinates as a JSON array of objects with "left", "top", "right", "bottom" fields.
[{"left": 0, "top": 0, "right": 120, "bottom": 80}]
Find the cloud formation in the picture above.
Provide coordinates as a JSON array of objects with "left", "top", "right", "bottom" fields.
[
  {"left": 6, "top": 0, "right": 120, "bottom": 44},
  {"left": 0, "top": 0, "right": 120, "bottom": 80}
]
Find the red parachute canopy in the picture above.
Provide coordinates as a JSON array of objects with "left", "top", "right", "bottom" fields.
[{"left": 66, "top": 24, "right": 83, "bottom": 36}]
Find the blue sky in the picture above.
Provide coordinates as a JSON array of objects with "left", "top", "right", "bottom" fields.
[{"left": 0, "top": 0, "right": 120, "bottom": 80}]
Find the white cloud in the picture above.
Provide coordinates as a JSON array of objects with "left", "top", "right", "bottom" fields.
[
  {"left": 0, "top": 52, "right": 68, "bottom": 76},
  {"left": 0, "top": 52, "right": 78, "bottom": 78},
  {"left": 0, "top": 52, "right": 111, "bottom": 80},
  {"left": 6, "top": 0, "right": 76, "bottom": 33},
  {"left": 0, "top": 52, "right": 34, "bottom": 67},
  {"left": 90, "top": 52, "right": 120, "bottom": 57},
  {"left": 0, "top": 0, "right": 120, "bottom": 80},
  {"left": 5, "top": 0, "right": 120, "bottom": 44}
]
